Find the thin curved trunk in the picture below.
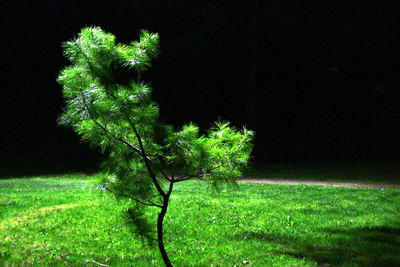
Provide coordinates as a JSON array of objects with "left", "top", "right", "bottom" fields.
[{"left": 157, "top": 181, "right": 174, "bottom": 267}]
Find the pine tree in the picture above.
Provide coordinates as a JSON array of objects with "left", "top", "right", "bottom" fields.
[{"left": 57, "top": 26, "right": 254, "bottom": 266}]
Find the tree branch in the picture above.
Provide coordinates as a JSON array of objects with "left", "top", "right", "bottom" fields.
[
  {"left": 108, "top": 189, "right": 162, "bottom": 208},
  {"left": 157, "top": 167, "right": 172, "bottom": 182},
  {"left": 76, "top": 39, "right": 167, "bottom": 198},
  {"left": 174, "top": 175, "right": 194, "bottom": 183},
  {"left": 80, "top": 97, "right": 142, "bottom": 156},
  {"left": 73, "top": 65, "right": 144, "bottom": 158},
  {"left": 122, "top": 109, "right": 167, "bottom": 198},
  {"left": 174, "top": 163, "right": 225, "bottom": 182}
]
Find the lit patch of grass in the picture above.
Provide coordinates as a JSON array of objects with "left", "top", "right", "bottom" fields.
[
  {"left": 0, "top": 202, "right": 88, "bottom": 230},
  {"left": 0, "top": 176, "right": 399, "bottom": 266}
]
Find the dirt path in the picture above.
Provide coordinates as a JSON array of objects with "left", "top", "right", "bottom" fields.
[{"left": 237, "top": 178, "right": 400, "bottom": 189}]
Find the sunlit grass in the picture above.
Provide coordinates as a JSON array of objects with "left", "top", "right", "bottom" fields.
[{"left": 1, "top": 176, "right": 399, "bottom": 266}]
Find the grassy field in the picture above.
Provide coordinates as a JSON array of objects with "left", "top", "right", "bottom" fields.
[{"left": 1, "top": 175, "right": 400, "bottom": 266}]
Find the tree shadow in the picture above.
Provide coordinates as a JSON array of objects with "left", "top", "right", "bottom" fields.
[
  {"left": 237, "top": 226, "right": 400, "bottom": 266},
  {"left": 0, "top": 252, "right": 11, "bottom": 265}
]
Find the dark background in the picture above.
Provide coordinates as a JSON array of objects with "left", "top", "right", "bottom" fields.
[{"left": 1, "top": 0, "right": 399, "bottom": 177}]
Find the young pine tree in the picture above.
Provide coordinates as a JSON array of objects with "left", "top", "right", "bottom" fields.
[{"left": 57, "top": 26, "right": 253, "bottom": 266}]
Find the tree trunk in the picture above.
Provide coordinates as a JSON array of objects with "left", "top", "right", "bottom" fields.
[
  {"left": 157, "top": 206, "right": 171, "bottom": 266},
  {"left": 157, "top": 182, "right": 173, "bottom": 267}
]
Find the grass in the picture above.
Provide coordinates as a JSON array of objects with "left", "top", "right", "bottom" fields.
[
  {"left": 244, "top": 160, "right": 400, "bottom": 185},
  {"left": 1, "top": 175, "right": 400, "bottom": 266}
]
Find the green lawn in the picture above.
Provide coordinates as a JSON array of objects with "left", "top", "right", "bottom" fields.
[{"left": 1, "top": 176, "right": 399, "bottom": 266}]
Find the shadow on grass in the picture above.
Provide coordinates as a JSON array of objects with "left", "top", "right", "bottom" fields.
[
  {"left": 0, "top": 252, "right": 11, "bottom": 265},
  {"left": 238, "top": 226, "right": 400, "bottom": 266},
  {"left": 244, "top": 160, "right": 400, "bottom": 185}
]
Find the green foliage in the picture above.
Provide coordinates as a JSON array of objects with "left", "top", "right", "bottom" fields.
[
  {"left": 166, "top": 121, "right": 253, "bottom": 187},
  {"left": 57, "top": 26, "right": 253, "bottom": 264},
  {"left": 57, "top": 26, "right": 253, "bottom": 185}
]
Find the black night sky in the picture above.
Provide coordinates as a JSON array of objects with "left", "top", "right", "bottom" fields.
[{"left": 2, "top": 0, "right": 400, "bottom": 177}]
